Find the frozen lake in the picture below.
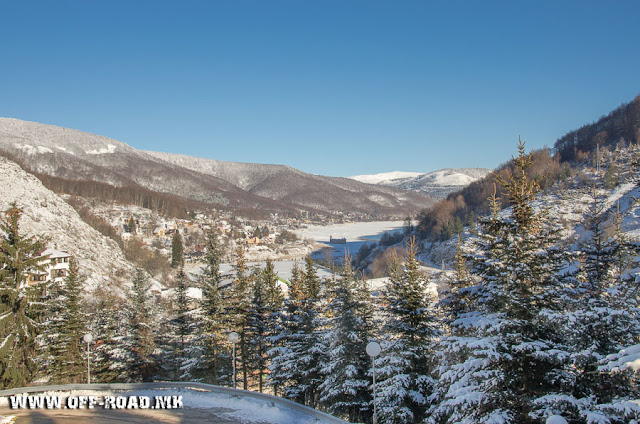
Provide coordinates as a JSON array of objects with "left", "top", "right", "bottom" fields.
[
  {"left": 295, "top": 220, "right": 405, "bottom": 262},
  {"left": 210, "top": 221, "right": 405, "bottom": 283}
]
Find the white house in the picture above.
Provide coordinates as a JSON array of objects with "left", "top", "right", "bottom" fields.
[{"left": 28, "top": 248, "right": 72, "bottom": 285}]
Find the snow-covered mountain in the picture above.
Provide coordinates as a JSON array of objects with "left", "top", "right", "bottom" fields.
[
  {"left": 349, "top": 171, "right": 426, "bottom": 185},
  {"left": 0, "top": 156, "right": 135, "bottom": 289},
  {"left": 349, "top": 168, "right": 491, "bottom": 199},
  {"left": 0, "top": 118, "right": 435, "bottom": 217}
]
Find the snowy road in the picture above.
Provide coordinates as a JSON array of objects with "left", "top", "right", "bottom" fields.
[{"left": 0, "top": 383, "right": 347, "bottom": 424}]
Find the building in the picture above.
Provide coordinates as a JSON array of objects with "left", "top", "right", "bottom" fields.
[{"left": 27, "top": 248, "right": 72, "bottom": 285}]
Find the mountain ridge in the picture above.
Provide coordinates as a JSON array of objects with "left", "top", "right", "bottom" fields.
[
  {"left": 350, "top": 168, "right": 492, "bottom": 199},
  {"left": 0, "top": 118, "right": 435, "bottom": 218}
]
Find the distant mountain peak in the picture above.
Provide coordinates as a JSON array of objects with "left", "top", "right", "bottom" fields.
[
  {"left": 349, "top": 171, "right": 426, "bottom": 185},
  {"left": 349, "top": 168, "right": 492, "bottom": 199}
]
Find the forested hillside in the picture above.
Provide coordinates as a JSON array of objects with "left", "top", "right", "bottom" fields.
[{"left": 416, "top": 94, "right": 640, "bottom": 241}]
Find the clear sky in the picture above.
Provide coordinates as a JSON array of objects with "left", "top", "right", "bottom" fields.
[{"left": 1, "top": 1, "right": 639, "bottom": 177}]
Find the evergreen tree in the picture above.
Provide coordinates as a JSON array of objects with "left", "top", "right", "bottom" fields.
[
  {"left": 245, "top": 260, "right": 283, "bottom": 392},
  {"left": 269, "top": 256, "right": 327, "bottom": 407},
  {"left": 48, "top": 258, "right": 88, "bottom": 383},
  {"left": 165, "top": 268, "right": 194, "bottom": 381},
  {"left": 127, "top": 216, "right": 136, "bottom": 234},
  {"left": 429, "top": 140, "right": 571, "bottom": 423},
  {"left": 268, "top": 262, "right": 304, "bottom": 397},
  {"left": 171, "top": 230, "right": 184, "bottom": 268},
  {"left": 453, "top": 216, "right": 463, "bottom": 236},
  {"left": 127, "top": 269, "right": 157, "bottom": 381},
  {"left": 91, "top": 287, "right": 132, "bottom": 382},
  {"left": 553, "top": 187, "right": 640, "bottom": 421},
  {"left": 191, "top": 228, "right": 230, "bottom": 384},
  {"left": 467, "top": 210, "right": 477, "bottom": 232},
  {"left": 227, "top": 244, "right": 253, "bottom": 389},
  {"left": 376, "top": 237, "right": 438, "bottom": 424},
  {"left": 319, "top": 258, "right": 374, "bottom": 422},
  {"left": 0, "top": 203, "right": 47, "bottom": 389}
]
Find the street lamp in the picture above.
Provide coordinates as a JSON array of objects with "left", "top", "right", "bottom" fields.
[
  {"left": 83, "top": 333, "right": 93, "bottom": 384},
  {"left": 228, "top": 332, "right": 239, "bottom": 389},
  {"left": 366, "top": 341, "right": 381, "bottom": 424}
]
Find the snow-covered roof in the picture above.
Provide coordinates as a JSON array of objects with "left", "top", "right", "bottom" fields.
[{"left": 41, "top": 248, "right": 71, "bottom": 259}]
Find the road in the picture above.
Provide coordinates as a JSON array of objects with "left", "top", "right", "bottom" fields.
[{"left": 0, "top": 406, "right": 266, "bottom": 423}]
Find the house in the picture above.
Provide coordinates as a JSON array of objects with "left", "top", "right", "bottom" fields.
[
  {"left": 27, "top": 248, "right": 72, "bottom": 285},
  {"left": 246, "top": 236, "right": 261, "bottom": 245}
]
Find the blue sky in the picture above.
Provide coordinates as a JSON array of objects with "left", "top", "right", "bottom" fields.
[{"left": 1, "top": 1, "right": 639, "bottom": 177}]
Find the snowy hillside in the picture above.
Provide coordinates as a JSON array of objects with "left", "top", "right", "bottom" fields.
[
  {"left": 349, "top": 168, "right": 491, "bottom": 199},
  {"left": 0, "top": 156, "right": 135, "bottom": 289},
  {"left": 0, "top": 117, "right": 435, "bottom": 217}
]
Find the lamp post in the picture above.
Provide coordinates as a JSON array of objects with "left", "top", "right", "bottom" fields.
[
  {"left": 228, "top": 332, "right": 239, "bottom": 389},
  {"left": 83, "top": 333, "right": 93, "bottom": 384},
  {"left": 366, "top": 341, "right": 381, "bottom": 424}
]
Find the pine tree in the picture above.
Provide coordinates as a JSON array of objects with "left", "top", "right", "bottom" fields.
[
  {"left": 164, "top": 268, "right": 195, "bottom": 381},
  {"left": 171, "top": 230, "right": 184, "bottom": 268},
  {"left": 429, "top": 140, "right": 572, "bottom": 423},
  {"left": 319, "top": 257, "right": 374, "bottom": 422},
  {"left": 0, "top": 203, "right": 47, "bottom": 389},
  {"left": 127, "top": 269, "right": 157, "bottom": 381},
  {"left": 467, "top": 210, "right": 477, "bottom": 232},
  {"left": 48, "top": 258, "right": 88, "bottom": 383},
  {"left": 91, "top": 287, "right": 132, "bottom": 382},
  {"left": 376, "top": 237, "right": 438, "bottom": 424},
  {"left": 268, "top": 262, "right": 304, "bottom": 397},
  {"left": 191, "top": 228, "right": 230, "bottom": 385},
  {"left": 453, "top": 216, "right": 463, "bottom": 236},
  {"left": 554, "top": 188, "right": 640, "bottom": 421},
  {"left": 127, "top": 216, "right": 136, "bottom": 234},
  {"left": 245, "top": 260, "right": 283, "bottom": 392},
  {"left": 227, "top": 244, "right": 253, "bottom": 389},
  {"left": 269, "top": 256, "right": 327, "bottom": 407}
]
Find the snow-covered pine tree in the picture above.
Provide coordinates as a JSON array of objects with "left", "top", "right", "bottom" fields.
[
  {"left": 430, "top": 140, "right": 572, "bottom": 423},
  {"left": 91, "top": 286, "right": 132, "bottom": 382},
  {"left": 268, "top": 261, "right": 304, "bottom": 397},
  {"left": 270, "top": 256, "right": 327, "bottom": 407},
  {"left": 126, "top": 268, "right": 157, "bottom": 381},
  {"left": 0, "top": 202, "right": 47, "bottom": 389},
  {"left": 550, "top": 185, "right": 640, "bottom": 421},
  {"left": 47, "top": 258, "right": 88, "bottom": 383},
  {"left": 164, "top": 267, "right": 195, "bottom": 381},
  {"left": 226, "top": 244, "right": 253, "bottom": 389},
  {"left": 319, "top": 257, "right": 374, "bottom": 423},
  {"left": 375, "top": 236, "right": 438, "bottom": 424},
  {"left": 428, "top": 186, "right": 507, "bottom": 424},
  {"left": 190, "top": 227, "right": 230, "bottom": 385},
  {"left": 245, "top": 260, "right": 283, "bottom": 392},
  {"left": 295, "top": 255, "right": 328, "bottom": 408}
]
